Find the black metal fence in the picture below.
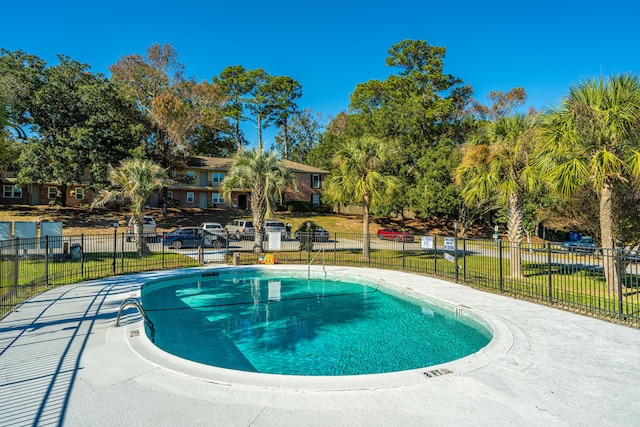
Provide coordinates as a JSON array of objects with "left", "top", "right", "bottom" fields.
[
  {"left": 0, "top": 233, "right": 199, "bottom": 319},
  {"left": 2, "top": 232, "right": 639, "bottom": 327}
]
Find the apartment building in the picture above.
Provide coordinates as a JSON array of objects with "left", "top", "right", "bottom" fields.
[{"left": 1, "top": 156, "right": 329, "bottom": 209}]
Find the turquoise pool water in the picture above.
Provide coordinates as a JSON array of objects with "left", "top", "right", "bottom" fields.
[{"left": 141, "top": 269, "right": 492, "bottom": 376}]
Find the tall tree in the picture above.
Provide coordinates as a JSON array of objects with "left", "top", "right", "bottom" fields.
[
  {"left": 308, "top": 112, "right": 350, "bottom": 171},
  {"left": 267, "top": 76, "right": 302, "bottom": 159},
  {"left": 275, "top": 108, "right": 323, "bottom": 163},
  {"left": 221, "top": 149, "right": 296, "bottom": 253},
  {"left": 537, "top": 74, "right": 640, "bottom": 294},
  {"left": 110, "top": 43, "right": 226, "bottom": 212},
  {"left": 92, "top": 158, "right": 167, "bottom": 256},
  {"left": 0, "top": 51, "right": 143, "bottom": 205},
  {"left": 0, "top": 49, "right": 46, "bottom": 128},
  {"left": 347, "top": 40, "right": 475, "bottom": 215},
  {"left": 455, "top": 113, "right": 539, "bottom": 278},
  {"left": 323, "top": 136, "right": 401, "bottom": 260},
  {"left": 0, "top": 92, "right": 21, "bottom": 174},
  {"left": 214, "top": 65, "right": 250, "bottom": 153},
  {"left": 244, "top": 68, "right": 273, "bottom": 150},
  {"left": 406, "top": 138, "right": 461, "bottom": 217}
]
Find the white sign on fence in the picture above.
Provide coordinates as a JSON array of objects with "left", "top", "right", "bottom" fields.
[
  {"left": 443, "top": 252, "right": 455, "bottom": 263},
  {"left": 421, "top": 236, "right": 433, "bottom": 249},
  {"left": 40, "top": 221, "right": 63, "bottom": 249},
  {"left": 14, "top": 222, "right": 37, "bottom": 250},
  {"left": 444, "top": 237, "right": 455, "bottom": 251},
  {"left": 0, "top": 222, "right": 11, "bottom": 241},
  {"left": 268, "top": 232, "right": 281, "bottom": 250}
]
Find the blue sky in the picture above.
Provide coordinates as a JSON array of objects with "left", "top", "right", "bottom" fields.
[{"left": 3, "top": 0, "right": 640, "bottom": 146}]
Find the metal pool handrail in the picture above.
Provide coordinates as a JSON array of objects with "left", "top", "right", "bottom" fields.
[
  {"left": 308, "top": 248, "right": 327, "bottom": 280},
  {"left": 116, "top": 297, "right": 155, "bottom": 341}
]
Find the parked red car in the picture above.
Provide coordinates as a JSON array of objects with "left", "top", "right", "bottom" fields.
[{"left": 376, "top": 228, "right": 414, "bottom": 242}]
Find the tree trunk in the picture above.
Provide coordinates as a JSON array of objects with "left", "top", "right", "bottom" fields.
[
  {"left": 234, "top": 118, "right": 242, "bottom": 153},
  {"left": 252, "top": 185, "right": 266, "bottom": 253},
  {"left": 133, "top": 214, "right": 149, "bottom": 256},
  {"left": 283, "top": 119, "right": 289, "bottom": 160},
  {"left": 58, "top": 184, "right": 68, "bottom": 207},
  {"left": 161, "top": 187, "right": 168, "bottom": 216},
  {"left": 506, "top": 192, "right": 523, "bottom": 278},
  {"left": 257, "top": 113, "right": 263, "bottom": 152},
  {"left": 600, "top": 180, "right": 619, "bottom": 294},
  {"left": 362, "top": 195, "right": 370, "bottom": 261}
]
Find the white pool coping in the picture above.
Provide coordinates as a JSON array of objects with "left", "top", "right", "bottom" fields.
[{"left": 2, "top": 264, "right": 639, "bottom": 426}]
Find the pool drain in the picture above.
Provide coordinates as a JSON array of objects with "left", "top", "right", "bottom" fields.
[{"left": 423, "top": 368, "right": 452, "bottom": 378}]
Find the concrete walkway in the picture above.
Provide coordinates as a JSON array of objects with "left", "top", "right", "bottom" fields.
[{"left": 1, "top": 265, "right": 639, "bottom": 426}]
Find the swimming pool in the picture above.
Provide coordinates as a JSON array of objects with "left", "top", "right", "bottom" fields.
[{"left": 139, "top": 267, "right": 492, "bottom": 376}]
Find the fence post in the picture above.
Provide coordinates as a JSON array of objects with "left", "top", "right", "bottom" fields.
[
  {"left": 81, "top": 234, "right": 85, "bottom": 277},
  {"left": 45, "top": 236, "right": 49, "bottom": 287},
  {"left": 616, "top": 248, "right": 623, "bottom": 321},
  {"left": 402, "top": 236, "right": 406, "bottom": 270},
  {"left": 547, "top": 243, "right": 553, "bottom": 304},
  {"left": 121, "top": 233, "right": 125, "bottom": 272},
  {"left": 113, "top": 229, "right": 119, "bottom": 275},
  {"left": 498, "top": 240, "right": 504, "bottom": 293},
  {"left": 14, "top": 238, "right": 19, "bottom": 292},
  {"left": 463, "top": 239, "right": 467, "bottom": 283},
  {"left": 433, "top": 235, "right": 437, "bottom": 275},
  {"left": 454, "top": 226, "right": 459, "bottom": 283}
]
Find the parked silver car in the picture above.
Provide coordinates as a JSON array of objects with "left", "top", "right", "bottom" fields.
[
  {"left": 200, "top": 222, "right": 225, "bottom": 235},
  {"left": 126, "top": 216, "right": 157, "bottom": 241},
  {"left": 225, "top": 219, "right": 255, "bottom": 240}
]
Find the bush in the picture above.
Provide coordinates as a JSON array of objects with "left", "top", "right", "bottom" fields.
[
  {"left": 286, "top": 200, "right": 312, "bottom": 212},
  {"left": 167, "top": 198, "right": 180, "bottom": 207},
  {"left": 314, "top": 204, "right": 332, "bottom": 213}
]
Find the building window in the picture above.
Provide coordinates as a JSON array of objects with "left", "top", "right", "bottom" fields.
[
  {"left": 75, "top": 188, "right": 84, "bottom": 200},
  {"left": 211, "top": 193, "right": 224, "bottom": 204},
  {"left": 311, "top": 194, "right": 320, "bottom": 206},
  {"left": 187, "top": 192, "right": 195, "bottom": 203},
  {"left": 311, "top": 174, "right": 321, "bottom": 189},
  {"left": 3, "top": 185, "right": 22, "bottom": 199},
  {"left": 186, "top": 170, "right": 196, "bottom": 184},
  {"left": 166, "top": 190, "right": 173, "bottom": 200},
  {"left": 211, "top": 172, "right": 225, "bottom": 183},
  {"left": 48, "top": 187, "right": 57, "bottom": 199}
]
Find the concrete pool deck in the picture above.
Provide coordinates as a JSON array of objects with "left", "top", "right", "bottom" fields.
[{"left": 1, "top": 265, "right": 639, "bottom": 426}]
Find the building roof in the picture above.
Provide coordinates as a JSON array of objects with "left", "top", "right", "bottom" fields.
[{"left": 186, "top": 156, "right": 329, "bottom": 174}]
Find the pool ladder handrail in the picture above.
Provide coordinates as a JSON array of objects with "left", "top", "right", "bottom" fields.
[
  {"left": 308, "top": 248, "right": 327, "bottom": 279},
  {"left": 116, "top": 297, "right": 155, "bottom": 341}
]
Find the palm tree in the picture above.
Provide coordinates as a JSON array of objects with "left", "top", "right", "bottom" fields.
[
  {"left": 221, "top": 148, "right": 296, "bottom": 253},
  {"left": 323, "top": 136, "right": 401, "bottom": 260},
  {"left": 455, "top": 113, "right": 538, "bottom": 278},
  {"left": 537, "top": 74, "right": 640, "bottom": 294},
  {"left": 92, "top": 158, "right": 167, "bottom": 256}
]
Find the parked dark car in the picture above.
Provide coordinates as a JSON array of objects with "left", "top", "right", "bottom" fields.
[
  {"left": 294, "top": 222, "right": 330, "bottom": 243},
  {"left": 163, "top": 227, "right": 227, "bottom": 249},
  {"left": 562, "top": 237, "right": 598, "bottom": 253},
  {"left": 376, "top": 228, "right": 414, "bottom": 242}
]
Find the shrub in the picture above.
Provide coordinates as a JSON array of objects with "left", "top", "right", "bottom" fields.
[
  {"left": 314, "top": 204, "right": 331, "bottom": 213},
  {"left": 286, "top": 200, "right": 312, "bottom": 212}
]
